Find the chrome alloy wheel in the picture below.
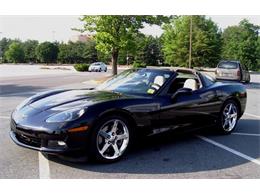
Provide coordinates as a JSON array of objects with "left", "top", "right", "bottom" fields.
[
  {"left": 222, "top": 103, "right": 238, "bottom": 132},
  {"left": 97, "top": 119, "right": 129, "bottom": 160}
]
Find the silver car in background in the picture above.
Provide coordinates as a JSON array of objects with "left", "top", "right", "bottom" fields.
[
  {"left": 88, "top": 62, "right": 108, "bottom": 72},
  {"left": 215, "top": 60, "right": 250, "bottom": 83}
]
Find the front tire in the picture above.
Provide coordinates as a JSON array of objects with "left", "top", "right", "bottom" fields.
[
  {"left": 88, "top": 115, "right": 132, "bottom": 163},
  {"left": 217, "top": 100, "right": 239, "bottom": 134}
]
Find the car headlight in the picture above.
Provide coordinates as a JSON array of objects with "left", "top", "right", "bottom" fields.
[{"left": 46, "top": 108, "right": 85, "bottom": 123}]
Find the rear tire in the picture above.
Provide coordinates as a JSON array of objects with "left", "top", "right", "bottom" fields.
[
  {"left": 87, "top": 115, "right": 133, "bottom": 163},
  {"left": 216, "top": 100, "right": 239, "bottom": 134}
]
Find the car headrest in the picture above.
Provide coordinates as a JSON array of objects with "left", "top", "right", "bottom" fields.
[
  {"left": 154, "top": 75, "right": 165, "bottom": 86},
  {"left": 152, "top": 75, "right": 165, "bottom": 90},
  {"left": 183, "top": 79, "right": 198, "bottom": 91}
]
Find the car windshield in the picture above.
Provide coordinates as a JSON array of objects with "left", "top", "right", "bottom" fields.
[
  {"left": 218, "top": 62, "right": 238, "bottom": 69},
  {"left": 97, "top": 69, "right": 173, "bottom": 95}
]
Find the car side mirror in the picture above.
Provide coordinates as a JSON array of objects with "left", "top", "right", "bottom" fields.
[{"left": 171, "top": 88, "right": 192, "bottom": 100}]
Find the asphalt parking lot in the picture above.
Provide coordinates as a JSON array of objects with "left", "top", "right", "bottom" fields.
[{"left": 0, "top": 69, "right": 259, "bottom": 178}]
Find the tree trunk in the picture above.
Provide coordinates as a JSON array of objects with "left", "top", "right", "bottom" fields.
[{"left": 112, "top": 49, "right": 119, "bottom": 75}]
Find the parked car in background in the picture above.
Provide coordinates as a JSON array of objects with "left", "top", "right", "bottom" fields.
[
  {"left": 215, "top": 60, "right": 250, "bottom": 83},
  {"left": 88, "top": 62, "right": 107, "bottom": 72}
]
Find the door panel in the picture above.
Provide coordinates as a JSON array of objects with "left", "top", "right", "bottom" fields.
[{"left": 158, "top": 88, "right": 218, "bottom": 132}]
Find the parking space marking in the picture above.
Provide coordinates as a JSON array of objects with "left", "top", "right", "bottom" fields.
[
  {"left": 0, "top": 116, "right": 9, "bottom": 119},
  {"left": 196, "top": 135, "right": 260, "bottom": 166},
  {"left": 245, "top": 113, "right": 260, "bottom": 119},
  {"left": 232, "top": 132, "right": 260, "bottom": 137},
  {"left": 38, "top": 152, "right": 50, "bottom": 179}
]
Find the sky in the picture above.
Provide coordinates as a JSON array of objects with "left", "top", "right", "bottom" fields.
[{"left": 0, "top": 15, "right": 259, "bottom": 42}]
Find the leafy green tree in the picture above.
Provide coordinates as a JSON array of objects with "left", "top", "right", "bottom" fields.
[
  {"left": 97, "top": 51, "right": 111, "bottom": 64},
  {"left": 133, "top": 35, "right": 162, "bottom": 66},
  {"left": 162, "top": 16, "right": 221, "bottom": 68},
  {"left": 82, "top": 40, "right": 98, "bottom": 63},
  {"left": 4, "top": 42, "right": 25, "bottom": 63},
  {"left": 257, "top": 37, "right": 260, "bottom": 70},
  {"left": 221, "top": 19, "right": 259, "bottom": 71},
  {"left": 58, "top": 40, "right": 98, "bottom": 64},
  {"left": 58, "top": 42, "right": 73, "bottom": 63},
  {"left": 80, "top": 15, "right": 169, "bottom": 75},
  {"left": 23, "top": 40, "right": 38, "bottom": 63},
  {"left": 36, "top": 42, "right": 59, "bottom": 63},
  {"left": 0, "top": 38, "right": 12, "bottom": 62}
]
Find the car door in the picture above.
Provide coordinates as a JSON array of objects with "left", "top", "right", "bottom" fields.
[{"left": 158, "top": 73, "right": 217, "bottom": 133}]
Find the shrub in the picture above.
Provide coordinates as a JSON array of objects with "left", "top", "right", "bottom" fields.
[
  {"left": 133, "top": 61, "right": 146, "bottom": 68},
  {"left": 74, "top": 63, "right": 90, "bottom": 72},
  {"left": 4, "top": 42, "right": 25, "bottom": 63}
]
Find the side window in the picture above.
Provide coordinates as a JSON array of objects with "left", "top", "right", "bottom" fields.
[
  {"left": 167, "top": 72, "right": 201, "bottom": 94},
  {"left": 201, "top": 73, "right": 215, "bottom": 87}
]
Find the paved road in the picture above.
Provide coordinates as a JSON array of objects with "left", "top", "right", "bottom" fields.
[{"left": 0, "top": 72, "right": 259, "bottom": 178}]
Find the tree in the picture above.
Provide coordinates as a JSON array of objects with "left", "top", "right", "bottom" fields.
[
  {"left": 4, "top": 42, "right": 25, "bottom": 63},
  {"left": 133, "top": 35, "right": 163, "bottom": 66},
  {"left": 80, "top": 15, "right": 169, "bottom": 75},
  {"left": 36, "top": 42, "right": 59, "bottom": 63},
  {"left": 58, "top": 42, "right": 73, "bottom": 63},
  {"left": 257, "top": 37, "right": 260, "bottom": 70},
  {"left": 162, "top": 16, "right": 221, "bottom": 68},
  {"left": 58, "top": 40, "right": 98, "bottom": 64},
  {"left": 221, "top": 19, "right": 259, "bottom": 71},
  {"left": 23, "top": 40, "right": 38, "bottom": 63},
  {"left": 0, "top": 38, "right": 13, "bottom": 62},
  {"left": 82, "top": 40, "right": 98, "bottom": 63}
]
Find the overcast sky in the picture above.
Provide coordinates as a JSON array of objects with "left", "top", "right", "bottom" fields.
[{"left": 0, "top": 15, "right": 259, "bottom": 42}]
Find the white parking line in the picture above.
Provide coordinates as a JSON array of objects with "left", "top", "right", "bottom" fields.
[
  {"left": 38, "top": 152, "right": 50, "bottom": 179},
  {"left": 196, "top": 135, "right": 260, "bottom": 166},
  {"left": 245, "top": 113, "right": 260, "bottom": 119},
  {"left": 1, "top": 115, "right": 51, "bottom": 178},
  {"left": 232, "top": 132, "right": 260, "bottom": 137}
]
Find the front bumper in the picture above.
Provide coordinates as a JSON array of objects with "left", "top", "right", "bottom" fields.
[
  {"left": 10, "top": 119, "right": 89, "bottom": 154},
  {"left": 10, "top": 131, "right": 68, "bottom": 153}
]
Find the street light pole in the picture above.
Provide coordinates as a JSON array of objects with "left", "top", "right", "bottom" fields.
[{"left": 188, "top": 16, "right": 193, "bottom": 69}]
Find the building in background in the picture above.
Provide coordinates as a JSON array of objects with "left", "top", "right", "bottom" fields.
[{"left": 69, "top": 34, "right": 92, "bottom": 43}]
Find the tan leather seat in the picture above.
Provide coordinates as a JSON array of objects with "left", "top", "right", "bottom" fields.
[
  {"left": 152, "top": 75, "right": 165, "bottom": 90},
  {"left": 183, "top": 79, "right": 198, "bottom": 91}
]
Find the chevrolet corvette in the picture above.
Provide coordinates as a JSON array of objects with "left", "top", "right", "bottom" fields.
[{"left": 10, "top": 68, "right": 247, "bottom": 162}]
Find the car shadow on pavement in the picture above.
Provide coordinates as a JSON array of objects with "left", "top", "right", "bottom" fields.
[
  {"left": 0, "top": 84, "right": 46, "bottom": 97},
  {"left": 47, "top": 118, "right": 260, "bottom": 176}
]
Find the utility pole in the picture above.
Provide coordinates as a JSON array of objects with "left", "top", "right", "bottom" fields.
[{"left": 188, "top": 16, "right": 193, "bottom": 69}]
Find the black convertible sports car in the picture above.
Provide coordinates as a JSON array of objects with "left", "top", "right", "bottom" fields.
[{"left": 10, "top": 68, "right": 247, "bottom": 162}]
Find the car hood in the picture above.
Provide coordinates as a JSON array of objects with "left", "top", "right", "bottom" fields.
[{"left": 28, "top": 89, "right": 130, "bottom": 112}]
